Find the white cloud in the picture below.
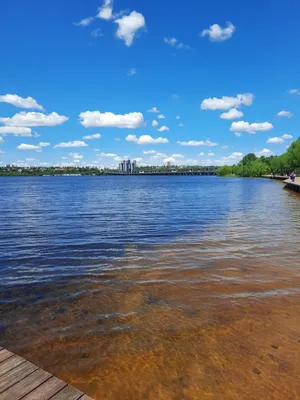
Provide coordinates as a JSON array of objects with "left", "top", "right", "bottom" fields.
[
  {"left": 91, "top": 28, "right": 104, "bottom": 38},
  {"left": 83, "top": 133, "right": 101, "bottom": 140},
  {"left": 276, "top": 110, "right": 293, "bottom": 118},
  {"left": 234, "top": 132, "right": 242, "bottom": 137},
  {"left": 158, "top": 125, "right": 169, "bottom": 132},
  {"left": 97, "top": 0, "right": 114, "bottom": 20},
  {"left": 143, "top": 150, "right": 157, "bottom": 154},
  {"left": 228, "top": 152, "right": 243, "bottom": 159},
  {"left": 126, "top": 134, "right": 169, "bottom": 145},
  {"left": 79, "top": 111, "right": 144, "bottom": 128},
  {"left": 176, "top": 116, "right": 180, "bottom": 120},
  {"left": 158, "top": 114, "right": 165, "bottom": 119},
  {"left": 74, "top": 17, "right": 95, "bottom": 27},
  {"left": 201, "top": 93, "right": 253, "bottom": 111},
  {"left": 288, "top": 89, "right": 300, "bottom": 95},
  {"left": 172, "top": 154, "right": 184, "bottom": 158},
  {"left": 0, "top": 137, "right": 3, "bottom": 144},
  {"left": 69, "top": 152, "right": 83, "bottom": 160},
  {"left": 230, "top": 121, "right": 273, "bottom": 134},
  {"left": 99, "top": 152, "right": 117, "bottom": 157},
  {"left": 0, "top": 94, "right": 44, "bottom": 110},
  {"left": 39, "top": 142, "right": 50, "bottom": 147},
  {"left": 54, "top": 141, "right": 88, "bottom": 148},
  {"left": 267, "top": 137, "right": 284, "bottom": 144},
  {"left": 148, "top": 107, "right": 159, "bottom": 113},
  {"left": 208, "top": 152, "right": 215, "bottom": 156},
  {"left": 199, "top": 152, "right": 205, "bottom": 156},
  {"left": 151, "top": 152, "right": 168, "bottom": 159},
  {"left": 220, "top": 108, "right": 244, "bottom": 120},
  {"left": 114, "top": 11, "right": 146, "bottom": 47},
  {"left": 164, "top": 37, "right": 177, "bottom": 46},
  {"left": 178, "top": 123, "right": 184, "bottom": 127},
  {"left": 255, "top": 148, "right": 273, "bottom": 156},
  {"left": 163, "top": 157, "right": 176, "bottom": 164},
  {"left": 281, "top": 134, "right": 293, "bottom": 140},
  {"left": 152, "top": 120, "right": 158, "bottom": 127},
  {"left": 0, "top": 112, "right": 68, "bottom": 127},
  {"left": 222, "top": 145, "right": 229, "bottom": 149},
  {"left": 18, "top": 144, "right": 41, "bottom": 151},
  {"left": 0, "top": 126, "right": 32, "bottom": 136},
  {"left": 127, "top": 68, "right": 136, "bottom": 76},
  {"left": 177, "top": 139, "right": 218, "bottom": 147},
  {"left": 201, "top": 22, "right": 235, "bottom": 42},
  {"left": 164, "top": 38, "right": 190, "bottom": 50}
]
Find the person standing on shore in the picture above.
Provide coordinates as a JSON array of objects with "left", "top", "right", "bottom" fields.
[{"left": 290, "top": 171, "right": 296, "bottom": 182}]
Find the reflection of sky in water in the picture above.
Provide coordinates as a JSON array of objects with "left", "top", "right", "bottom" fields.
[{"left": 1, "top": 176, "right": 300, "bottom": 290}]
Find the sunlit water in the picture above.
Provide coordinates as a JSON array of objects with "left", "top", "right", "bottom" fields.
[{"left": 1, "top": 176, "right": 300, "bottom": 399}]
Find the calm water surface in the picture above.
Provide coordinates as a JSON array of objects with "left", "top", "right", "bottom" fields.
[{"left": 1, "top": 176, "right": 300, "bottom": 399}]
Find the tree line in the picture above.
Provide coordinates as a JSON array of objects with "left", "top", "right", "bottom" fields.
[{"left": 217, "top": 138, "right": 300, "bottom": 177}]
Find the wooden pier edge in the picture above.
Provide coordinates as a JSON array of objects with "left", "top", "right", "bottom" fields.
[
  {"left": 0, "top": 347, "right": 94, "bottom": 400},
  {"left": 283, "top": 177, "right": 300, "bottom": 193}
]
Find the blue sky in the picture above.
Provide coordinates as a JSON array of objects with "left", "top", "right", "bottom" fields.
[{"left": 0, "top": 0, "right": 299, "bottom": 167}]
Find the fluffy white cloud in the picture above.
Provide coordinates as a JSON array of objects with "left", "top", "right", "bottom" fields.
[
  {"left": 69, "top": 152, "right": 83, "bottom": 160},
  {"left": 158, "top": 125, "right": 169, "bottom": 132},
  {"left": 201, "top": 22, "right": 235, "bottom": 42},
  {"left": 83, "top": 133, "right": 101, "bottom": 140},
  {"left": 99, "top": 152, "right": 117, "bottom": 157},
  {"left": 163, "top": 157, "right": 176, "bottom": 164},
  {"left": 281, "top": 134, "right": 293, "bottom": 140},
  {"left": 97, "top": 0, "right": 114, "bottom": 20},
  {"left": 177, "top": 139, "right": 218, "bottom": 147},
  {"left": 164, "top": 37, "right": 177, "bottom": 46},
  {"left": 0, "top": 112, "right": 68, "bottom": 127},
  {"left": 143, "top": 150, "right": 157, "bottom": 154},
  {"left": 126, "top": 134, "right": 169, "bottom": 145},
  {"left": 201, "top": 93, "right": 253, "bottom": 111},
  {"left": 148, "top": 107, "right": 159, "bottom": 113},
  {"left": 163, "top": 38, "right": 190, "bottom": 50},
  {"left": 158, "top": 114, "right": 165, "bottom": 119},
  {"left": 79, "top": 111, "right": 144, "bottom": 128},
  {"left": 208, "top": 152, "right": 215, "bottom": 156},
  {"left": 0, "top": 137, "right": 3, "bottom": 144},
  {"left": 267, "top": 137, "right": 284, "bottom": 144},
  {"left": 176, "top": 116, "right": 180, "bottom": 120},
  {"left": 256, "top": 148, "right": 273, "bottom": 156},
  {"left": 54, "top": 141, "right": 88, "bottom": 148},
  {"left": 74, "top": 17, "right": 95, "bottom": 27},
  {"left": 0, "top": 126, "right": 32, "bottom": 136},
  {"left": 17, "top": 142, "right": 50, "bottom": 151},
  {"left": 199, "top": 152, "right": 204, "bottom": 156},
  {"left": 230, "top": 121, "right": 273, "bottom": 134},
  {"left": 288, "top": 89, "right": 300, "bottom": 95},
  {"left": 228, "top": 152, "right": 243, "bottom": 159},
  {"left": 222, "top": 145, "right": 229, "bottom": 149},
  {"left": 114, "top": 11, "right": 146, "bottom": 47},
  {"left": 127, "top": 68, "right": 136, "bottom": 76},
  {"left": 276, "top": 110, "right": 293, "bottom": 118},
  {"left": 0, "top": 94, "right": 44, "bottom": 110},
  {"left": 178, "top": 123, "right": 184, "bottom": 127},
  {"left": 152, "top": 120, "right": 158, "bottom": 127},
  {"left": 39, "top": 142, "right": 50, "bottom": 147},
  {"left": 220, "top": 108, "right": 244, "bottom": 120},
  {"left": 91, "top": 28, "right": 104, "bottom": 38},
  {"left": 172, "top": 154, "right": 184, "bottom": 158}
]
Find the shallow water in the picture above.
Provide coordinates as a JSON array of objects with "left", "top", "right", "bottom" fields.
[{"left": 1, "top": 176, "right": 300, "bottom": 399}]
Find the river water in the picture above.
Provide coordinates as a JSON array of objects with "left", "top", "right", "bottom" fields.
[{"left": 1, "top": 176, "right": 300, "bottom": 399}]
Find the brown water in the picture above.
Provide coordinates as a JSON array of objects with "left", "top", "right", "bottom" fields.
[{"left": 1, "top": 176, "right": 300, "bottom": 399}]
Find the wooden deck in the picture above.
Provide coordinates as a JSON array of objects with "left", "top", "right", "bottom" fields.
[
  {"left": 284, "top": 177, "right": 300, "bottom": 193},
  {"left": 0, "top": 347, "right": 93, "bottom": 400}
]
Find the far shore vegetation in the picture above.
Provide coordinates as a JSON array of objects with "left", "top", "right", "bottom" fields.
[{"left": 217, "top": 138, "right": 300, "bottom": 177}]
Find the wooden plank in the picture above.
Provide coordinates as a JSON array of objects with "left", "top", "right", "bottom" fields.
[
  {"left": 0, "top": 355, "right": 26, "bottom": 378},
  {"left": 0, "top": 361, "right": 38, "bottom": 394},
  {"left": 0, "top": 350, "right": 14, "bottom": 364},
  {"left": 21, "top": 376, "right": 68, "bottom": 400},
  {"left": 49, "top": 385, "right": 84, "bottom": 400},
  {"left": 0, "top": 368, "right": 52, "bottom": 400}
]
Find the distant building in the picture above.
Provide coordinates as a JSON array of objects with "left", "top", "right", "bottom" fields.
[{"left": 119, "top": 159, "right": 137, "bottom": 173}]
